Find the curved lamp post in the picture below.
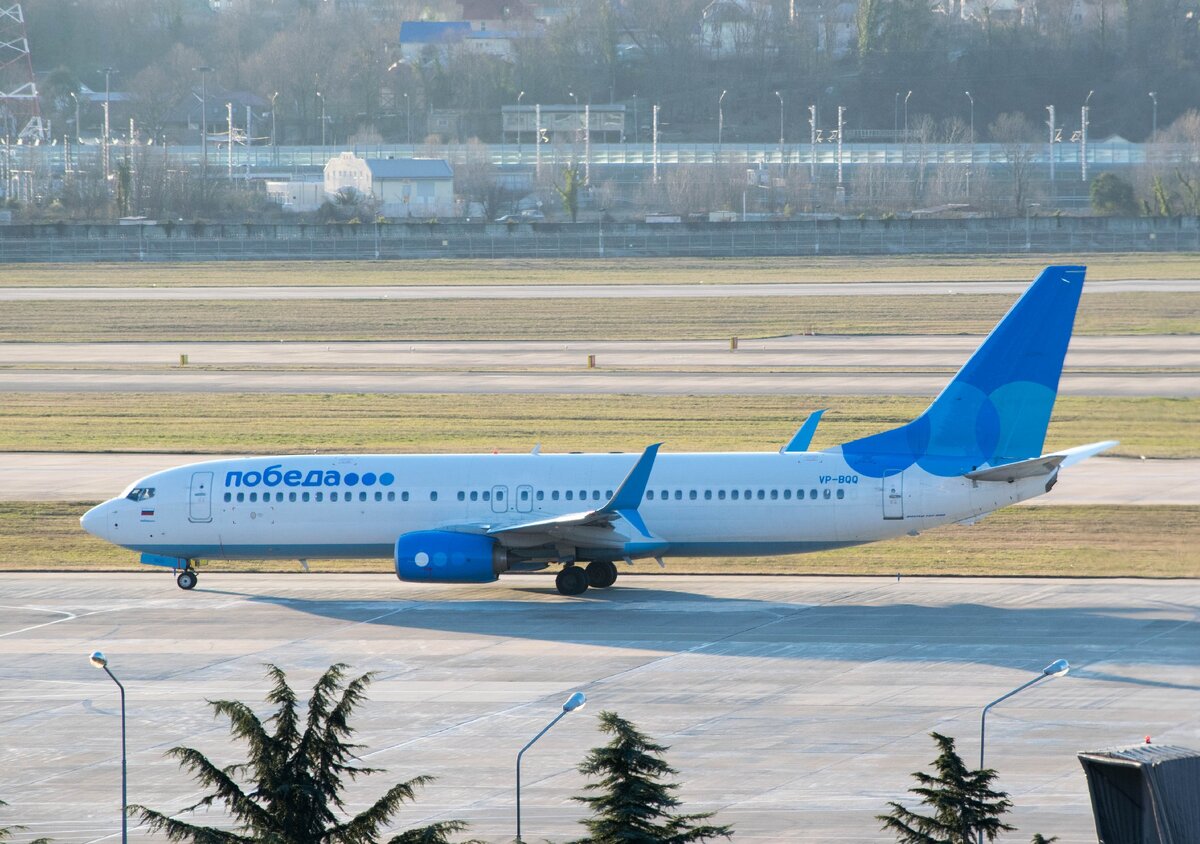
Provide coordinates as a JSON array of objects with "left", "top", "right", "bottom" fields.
[
  {"left": 978, "top": 659, "right": 1069, "bottom": 844},
  {"left": 90, "top": 651, "right": 127, "bottom": 844},
  {"left": 516, "top": 692, "right": 586, "bottom": 842}
]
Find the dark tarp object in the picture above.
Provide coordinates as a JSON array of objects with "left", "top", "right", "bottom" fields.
[{"left": 1078, "top": 745, "right": 1200, "bottom": 843}]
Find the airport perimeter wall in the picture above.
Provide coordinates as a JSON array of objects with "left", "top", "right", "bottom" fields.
[{"left": 0, "top": 216, "right": 1197, "bottom": 262}]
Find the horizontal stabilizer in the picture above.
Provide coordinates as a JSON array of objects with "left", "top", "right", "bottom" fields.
[{"left": 965, "top": 440, "right": 1118, "bottom": 482}]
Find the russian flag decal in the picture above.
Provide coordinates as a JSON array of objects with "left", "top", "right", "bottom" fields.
[{"left": 141, "top": 509, "right": 155, "bottom": 517}]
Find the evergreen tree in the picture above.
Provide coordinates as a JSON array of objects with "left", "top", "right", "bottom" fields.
[
  {"left": 571, "top": 710, "right": 732, "bottom": 844},
  {"left": 877, "top": 732, "right": 1015, "bottom": 844},
  {"left": 556, "top": 165, "right": 581, "bottom": 223},
  {"left": 130, "top": 663, "right": 469, "bottom": 844}
]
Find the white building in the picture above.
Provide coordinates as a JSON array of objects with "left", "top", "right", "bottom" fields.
[{"left": 323, "top": 153, "right": 456, "bottom": 217}]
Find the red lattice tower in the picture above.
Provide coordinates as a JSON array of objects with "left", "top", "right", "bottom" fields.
[{"left": 0, "top": 3, "right": 45, "bottom": 140}]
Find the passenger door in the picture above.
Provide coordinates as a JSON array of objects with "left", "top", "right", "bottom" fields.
[
  {"left": 189, "top": 471, "right": 214, "bottom": 523},
  {"left": 491, "top": 485, "right": 508, "bottom": 513}
]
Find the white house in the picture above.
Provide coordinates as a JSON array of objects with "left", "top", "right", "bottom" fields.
[{"left": 323, "top": 153, "right": 456, "bottom": 217}]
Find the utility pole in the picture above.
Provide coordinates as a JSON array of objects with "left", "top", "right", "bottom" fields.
[
  {"left": 808, "top": 104, "right": 816, "bottom": 182},
  {"left": 1081, "top": 90, "right": 1092, "bottom": 182},
  {"left": 101, "top": 66, "right": 116, "bottom": 183},
  {"left": 1046, "top": 105, "right": 1056, "bottom": 191},
  {"left": 584, "top": 103, "right": 589, "bottom": 186},
  {"left": 535, "top": 102, "right": 541, "bottom": 180},
  {"left": 194, "top": 65, "right": 213, "bottom": 176},
  {"left": 836, "top": 105, "right": 844, "bottom": 187},
  {"left": 226, "top": 101, "right": 233, "bottom": 179},
  {"left": 652, "top": 103, "right": 659, "bottom": 184}
]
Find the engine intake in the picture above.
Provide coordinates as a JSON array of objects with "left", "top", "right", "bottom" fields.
[{"left": 395, "top": 530, "right": 508, "bottom": 583}]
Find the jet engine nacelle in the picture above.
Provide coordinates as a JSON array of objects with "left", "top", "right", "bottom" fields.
[{"left": 395, "top": 530, "right": 508, "bottom": 583}]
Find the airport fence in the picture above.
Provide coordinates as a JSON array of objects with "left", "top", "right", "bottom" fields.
[{"left": 0, "top": 217, "right": 1197, "bottom": 262}]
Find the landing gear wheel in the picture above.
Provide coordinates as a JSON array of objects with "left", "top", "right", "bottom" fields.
[
  {"left": 586, "top": 560, "right": 618, "bottom": 589},
  {"left": 555, "top": 565, "right": 589, "bottom": 596},
  {"left": 176, "top": 569, "right": 198, "bottom": 590}
]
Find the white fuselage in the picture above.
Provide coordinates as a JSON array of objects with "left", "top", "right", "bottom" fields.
[{"left": 81, "top": 451, "right": 1053, "bottom": 564}]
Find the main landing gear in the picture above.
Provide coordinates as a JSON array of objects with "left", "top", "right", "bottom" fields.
[
  {"left": 176, "top": 568, "right": 198, "bottom": 590},
  {"left": 555, "top": 561, "right": 619, "bottom": 596}
]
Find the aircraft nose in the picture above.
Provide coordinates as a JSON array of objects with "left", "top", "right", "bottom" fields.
[{"left": 80, "top": 502, "right": 114, "bottom": 540}]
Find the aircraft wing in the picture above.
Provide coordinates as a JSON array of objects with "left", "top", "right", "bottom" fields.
[{"left": 486, "top": 443, "right": 664, "bottom": 552}]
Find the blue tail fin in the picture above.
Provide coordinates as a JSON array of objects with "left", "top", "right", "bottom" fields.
[{"left": 836, "top": 265, "right": 1086, "bottom": 478}]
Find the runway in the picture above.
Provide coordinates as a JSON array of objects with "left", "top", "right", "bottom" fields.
[
  {"left": 1, "top": 278, "right": 1196, "bottom": 300},
  {"left": 3, "top": 453, "right": 1195, "bottom": 505},
  {"left": 0, "top": 369, "right": 1191, "bottom": 396},
  {"left": 1, "top": 573, "right": 1195, "bottom": 842}
]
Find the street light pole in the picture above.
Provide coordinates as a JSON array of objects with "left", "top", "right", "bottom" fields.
[
  {"left": 517, "top": 90, "right": 525, "bottom": 153},
  {"left": 516, "top": 693, "right": 586, "bottom": 843},
  {"left": 90, "top": 651, "right": 127, "bottom": 844},
  {"left": 194, "top": 66, "right": 213, "bottom": 175},
  {"left": 978, "top": 659, "right": 1069, "bottom": 844},
  {"left": 774, "top": 90, "right": 784, "bottom": 156},
  {"left": 903, "top": 89, "right": 912, "bottom": 137},
  {"left": 1148, "top": 91, "right": 1157, "bottom": 141},
  {"left": 101, "top": 67, "right": 116, "bottom": 182},
  {"left": 718, "top": 89, "right": 726, "bottom": 148},
  {"left": 964, "top": 90, "right": 974, "bottom": 143},
  {"left": 316, "top": 91, "right": 326, "bottom": 149},
  {"left": 270, "top": 91, "right": 279, "bottom": 165},
  {"left": 1081, "top": 89, "right": 1093, "bottom": 182}
]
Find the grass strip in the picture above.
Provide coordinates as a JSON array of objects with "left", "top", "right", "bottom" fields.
[
  {"left": 3, "top": 254, "right": 1200, "bottom": 287},
  {"left": 1, "top": 293, "right": 1196, "bottom": 342},
  {"left": 6, "top": 502, "right": 1195, "bottom": 577},
  {"left": 0, "top": 393, "right": 1194, "bottom": 458}
]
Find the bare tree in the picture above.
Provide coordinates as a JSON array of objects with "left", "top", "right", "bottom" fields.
[{"left": 989, "top": 112, "right": 1039, "bottom": 213}]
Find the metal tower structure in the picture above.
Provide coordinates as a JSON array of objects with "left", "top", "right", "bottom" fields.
[{"left": 0, "top": 4, "right": 46, "bottom": 141}]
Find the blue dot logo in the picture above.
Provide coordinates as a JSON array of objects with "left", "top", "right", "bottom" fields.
[
  {"left": 344, "top": 473, "right": 359, "bottom": 486},
  {"left": 362, "top": 472, "right": 377, "bottom": 486},
  {"left": 380, "top": 472, "right": 395, "bottom": 486}
]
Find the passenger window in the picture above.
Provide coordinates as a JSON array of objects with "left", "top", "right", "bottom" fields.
[
  {"left": 744, "top": 489, "right": 752, "bottom": 499},
  {"left": 497, "top": 490, "right": 505, "bottom": 501},
  {"left": 470, "top": 491, "right": 478, "bottom": 501},
  {"left": 520, "top": 489, "right": 528, "bottom": 501},
  {"left": 457, "top": 491, "right": 465, "bottom": 501},
  {"left": 375, "top": 491, "right": 382, "bottom": 502},
  {"left": 289, "top": 492, "right": 296, "bottom": 502},
  {"left": 770, "top": 490, "right": 778, "bottom": 500},
  {"left": 566, "top": 491, "right": 573, "bottom": 501},
  {"left": 536, "top": 490, "right": 544, "bottom": 501},
  {"left": 359, "top": 492, "right": 367, "bottom": 502},
  {"left": 606, "top": 490, "right": 613, "bottom": 498},
  {"left": 430, "top": 491, "right": 438, "bottom": 501},
  {"left": 302, "top": 492, "right": 310, "bottom": 502},
  {"left": 783, "top": 489, "right": 791, "bottom": 500},
  {"left": 647, "top": 491, "right": 655, "bottom": 500},
  {"left": 277, "top": 492, "right": 285, "bottom": 502},
  {"left": 757, "top": 490, "right": 765, "bottom": 500},
  {"left": 387, "top": 491, "right": 395, "bottom": 501},
  {"left": 331, "top": 492, "right": 339, "bottom": 502},
  {"left": 236, "top": 492, "right": 245, "bottom": 503},
  {"left": 223, "top": 492, "right": 231, "bottom": 502},
  {"left": 704, "top": 490, "right": 712, "bottom": 500},
  {"left": 483, "top": 491, "right": 491, "bottom": 501},
  {"left": 674, "top": 490, "right": 682, "bottom": 500},
  {"left": 660, "top": 489, "right": 667, "bottom": 499},
  {"left": 579, "top": 490, "right": 586, "bottom": 500},
  {"left": 689, "top": 490, "right": 697, "bottom": 500},
  {"left": 592, "top": 491, "right": 600, "bottom": 501},
  {"left": 316, "top": 492, "right": 324, "bottom": 502},
  {"left": 823, "top": 489, "right": 831, "bottom": 499},
  {"left": 836, "top": 489, "right": 845, "bottom": 500},
  {"left": 402, "top": 491, "right": 409, "bottom": 501},
  {"left": 810, "top": 489, "right": 817, "bottom": 500},
  {"left": 249, "top": 492, "right": 258, "bottom": 502},
  {"left": 732, "top": 490, "right": 739, "bottom": 500},
  {"left": 552, "top": 490, "right": 560, "bottom": 501},
  {"left": 718, "top": 490, "right": 726, "bottom": 500}
]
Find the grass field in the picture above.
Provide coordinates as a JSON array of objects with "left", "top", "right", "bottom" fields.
[
  {"left": 5, "top": 502, "right": 1194, "bottom": 577},
  {"left": 0, "top": 392, "right": 1194, "bottom": 458},
  {"left": 2, "top": 292, "right": 1197, "bottom": 342},
  {"left": 4, "top": 254, "right": 1200, "bottom": 287}
]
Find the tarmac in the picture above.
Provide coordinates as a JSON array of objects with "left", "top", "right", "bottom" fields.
[
  {"left": 2, "top": 452, "right": 1196, "bottom": 506},
  {"left": 1, "top": 573, "right": 1196, "bottom": 842}
]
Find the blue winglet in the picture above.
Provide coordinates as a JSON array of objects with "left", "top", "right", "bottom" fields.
[
  {"left": 600, "top": 443, "right": 661, "bottom": 514},
  {"left": 782, "top": 410, "right": 825, "bottom": 453}
]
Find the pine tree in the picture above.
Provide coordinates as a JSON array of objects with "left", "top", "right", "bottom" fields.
[
  {"left": 877, "top": 732, "right": 1015, "bottom": 844},
  {"left": 571, "top": 710, "right": 732, "bottom": 844},
  {"left": 130, "top": 663, "right": 469, "bottom": 844}
]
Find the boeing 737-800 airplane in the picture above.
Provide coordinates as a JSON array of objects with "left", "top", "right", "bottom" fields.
[{"left": 82, "top": 265, "right": 1115, "bottom": 595}]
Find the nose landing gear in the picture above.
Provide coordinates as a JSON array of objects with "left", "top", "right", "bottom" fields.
[{"left": 176, "top": 568, "right": 198, "bottom": 590}]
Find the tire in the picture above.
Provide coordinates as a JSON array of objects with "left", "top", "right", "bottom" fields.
[
  {"left": 586, "top": 560, "right": 618, "bottom": 588},
  {"left": 176, "top": 570, "right": 198, "bottom": 590},
  {"left": 555, "top": 565, "right": 589, "bottom": 596}
]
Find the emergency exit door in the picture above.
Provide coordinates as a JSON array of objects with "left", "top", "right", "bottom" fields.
[
  {"left": 189, "top": 471, "right": 214, "bottom": 523},
  {"left": 882, "top": 473, "right": 904, "bottom": 520}
]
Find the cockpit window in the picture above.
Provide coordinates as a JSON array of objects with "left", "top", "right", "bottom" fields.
[{"left": 125, "top": 488, "right": 156, "bottom": 501}]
